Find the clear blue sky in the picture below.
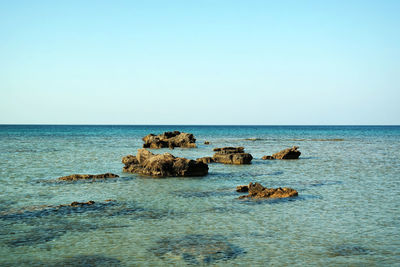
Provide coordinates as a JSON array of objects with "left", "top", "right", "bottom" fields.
[{"left": 0, "top": 0, "right": 399, "bottom": 125}]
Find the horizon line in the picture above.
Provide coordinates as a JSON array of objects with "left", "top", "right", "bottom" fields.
[{"left": 1, "top": 124, "right": 399, "bottom": 127}]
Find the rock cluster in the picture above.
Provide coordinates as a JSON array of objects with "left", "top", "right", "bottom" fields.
[
  {"left": 58, "top": 173, "right": 119, "bottom": 181},
  {"left": 262, "top": 146, "right": 301, "bottom": 160},
  {"left": 237, "top": 182, "right": 298, "bottom": 199},
  {"left": 212, "top": 147, "right": 253, "bottom": 164},
  {"left": 122, "top": 148, "right": 208, "bottom": 177},
  {"left": 142, "top": 131, "right": 197, "bottom": 149}
]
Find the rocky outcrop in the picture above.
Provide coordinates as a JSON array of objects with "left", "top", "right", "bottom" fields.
[
  {"left": 204, "top": 141, "right": 210, "bottom": 145},
  {"left": 142, "top": 131, "right": 197, "bottom": 149},
  {"left": 196, "top": 157, "right": 215, "bottom": 164},
  {"left": 237, "top": 182, "right": 298, "bottom": 199},
  {"left": 58, "top": 173, "right": 119, "bottom": 181},
  {"left": 212, "top": 147, "right": 253, "bottom": 164},
  {"left": 262, "top": 146, "right": 301, "bottom": 160},
  {"left": 122, "top": 149, "right": 208, "bottom": 177}
]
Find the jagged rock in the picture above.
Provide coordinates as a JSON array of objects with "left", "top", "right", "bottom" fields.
[
  {"left": 122, "top": 149, "right": 208, "bottom": 177},
  {"left": 58, "top": 173, "right": 119, "bottom": 181},
  {"left": 196, "top": 157, "right": 215, "bottom": 164},
  {"left": 142, "top": 131, "right": 197, "bottom": 149},
  {"left": 69, "top": 201, "right": 95, "bottom": 207},
  {"left": 238, "top": 182, "right": 298, "bottom": 199},
  {"left": 204, "top": 141, "right": 210, "bottom": 145},
  {"left": 262, "top": 146, "right": 301, "bottom": 160},
  {"left": 212, "top": 147, "right": 253, "bottom": 164}
]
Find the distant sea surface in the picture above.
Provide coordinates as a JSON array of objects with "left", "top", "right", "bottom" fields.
[{"left": 0, "top": 125, "right": 399, "bottom": 266}]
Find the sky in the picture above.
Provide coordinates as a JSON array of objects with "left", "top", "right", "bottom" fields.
[{"left": 0, "top": 0, "right": 399, "bottom": 125}]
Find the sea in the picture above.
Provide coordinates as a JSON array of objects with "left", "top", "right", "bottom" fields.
[{"left": 0, "top": 125, "right": 399, "bottom": 266}]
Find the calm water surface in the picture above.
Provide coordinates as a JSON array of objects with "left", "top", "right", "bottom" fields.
[{"left": 0, "top": 125, "right": 399, "bottom": 266}]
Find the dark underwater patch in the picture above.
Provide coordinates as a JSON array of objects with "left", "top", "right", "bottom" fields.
[
  {"left": 150, "top": 234, "right": 245, "bottom": 265},
  {"left": 299, "top": 180, "right": 343, "bottom": 187},
  {"left": 0, "top": 201, "right": 118, "bottom": 221},
  {"left": 328, "top": 244, "right": 372, "bottom": 257},
  {"left": 238, "top": 194, "right": 321, "bottom": 205},
  {"left": 51, "top": 255, "right": 123, "bottom": 267},
  {"left": 3, "top": 255, "right": 123, "bottom": 267},
  {"left": 173, "top": 189, "right": 235, "bottom": 198},
  {"left": 0, "top": 200, "right": 181, "bottom": 224},
  {"left": 3, "top": 220, "right": 99, "bottom": 247}
]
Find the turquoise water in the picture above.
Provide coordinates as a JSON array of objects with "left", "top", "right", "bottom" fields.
[{"left": 0, "top": 125, "right": 399, "bottom": 266}]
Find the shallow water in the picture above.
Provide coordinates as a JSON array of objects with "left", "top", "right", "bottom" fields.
[{"left": 0, "top": 125, "right": 399, "bottom": 266}]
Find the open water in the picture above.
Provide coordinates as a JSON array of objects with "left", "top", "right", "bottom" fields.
[{"left": 0, "top": 125, "right": 399, "bottom": 266}]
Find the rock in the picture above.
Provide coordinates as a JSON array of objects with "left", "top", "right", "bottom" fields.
[
  {"left": 142, "top": 131, "right": 197, "bottom": 149},
  {"left": 213, "top": 147, "right": 244, "bottom": 154},
  {"left": 261, "top": 155, "right": 275, "bottom": 160},
  {"left": 196, "top": 157, "right": 215, "bottom": 164},
  {"left": 238, "top": 182, "right": 298, "bottom": 199},
  {"left": 58, "top": 173, "right": 119, "bottom": 181},
  {"left": 236, "top": 185, "right": 249, "bottom": 192},
  {"left": 204, "top": 141, "right": 210, "bottom": 145},
  {"left": 69, "top": 201, "right": 95, "bottom": 207},
  {"left": 212, "top": 147, "right": 253, "bottom": 164},
  {"left": 122, "top": 149, "right": 208, "bottom": 177},
  {"left": 262, "top": 146, "right": 301, "bottom": 160}
]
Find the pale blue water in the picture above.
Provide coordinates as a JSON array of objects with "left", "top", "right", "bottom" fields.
[{"left": 0, "top": 125, "right": 399, "bottom": 266}]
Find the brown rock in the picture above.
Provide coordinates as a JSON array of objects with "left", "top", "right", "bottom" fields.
[
  {"left": 262, "top": 146, "right": 301, "bottom": 160},
  {"left": 213, "top": 147, "right": 244, "bottom": 154},
  {"left": 204, "top": 141, "right": 210, "bottom": 145},
  {"left": 196, "top": 157, "right": 215, "bottom": 164},
  {"left": 70, "top": 201, "right": 95, "bottom": 207},
  {"left": 122, "top": 149, "right": 208, "bottom": 177},
  {"left": 212, "top": 147, "right": 253, "bottom": 164},
  {"left": 261, "top": 155, "right": 275, "bottom": 160},
  {"left": 58, "top": 173, "right": 119, "bottom": 181},
  {"left": 142, "top": 131, "right": 197, "bottom": 149},
  {"left": 238, "top": 182, "right": 298, "bottom": 199}
]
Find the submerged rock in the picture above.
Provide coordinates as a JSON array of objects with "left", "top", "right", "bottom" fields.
[
  {"left": 0, "top": 200, "right": 116, "bottom": 221},
  {"left": 142, "top": 131, "right": 196, "bottom": 149},
  {"left": 122, "top": 149, "right": 208, "bottom": 177},
  {"left": 237, "top": 182, "right": 298, "bottom": 199},
  {"left": 58, "top": 173, "right": 119, "bottom": 181},
  {"left": 204, "top": 141, "right": 210, "bottom": 145},
  {"left": 262, "top": 146, "right": 301, "bottom": 160},
  {"left": 212, "top": 147, "right": 253, "bottom": 164},
  {"left": 151, "top": 234, "right": 245, "bottom": 265},
  {"left": 54, "top": 255, "right": 123, "bottom": 267}
]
